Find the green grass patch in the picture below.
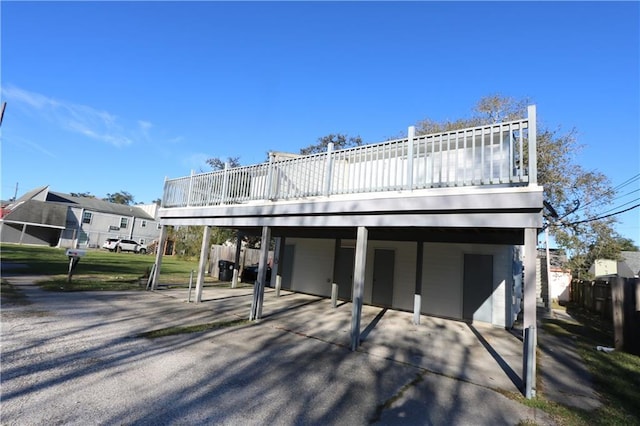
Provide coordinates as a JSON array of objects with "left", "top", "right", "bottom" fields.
[
  {"left": 0, "top": 243, "right": 219, "bottom": 290},
  {"left": 37, "top": 277, "right": 146, "bottom": 292},
  {"left": 540, "top": 305, "right": 640, "bottom": 425},
  {"left": 0, "top": 279, "right": 31, "bottom": 305},
  {"left": 137, "top": 318, "right": 251, "bottom": 338}
]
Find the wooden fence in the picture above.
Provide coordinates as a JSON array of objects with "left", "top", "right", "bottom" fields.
[
  {"left": 570, "top": 277, "right": 640, "bottom": 355},
  {"left": 207, "top": 244, "right": 273, "bottom": 281}
]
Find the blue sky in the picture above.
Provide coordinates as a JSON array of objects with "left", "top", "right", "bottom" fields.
[{"left": 1, "top": 1, "right": 639, "bottom": 245}]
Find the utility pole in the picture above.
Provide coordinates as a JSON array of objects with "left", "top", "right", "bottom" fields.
[
  {"left": 0, "top": 102, "right": 6, "bottom": 127},
  {"left": 13, "top": 182, "right": 18, "bottom": 202}
]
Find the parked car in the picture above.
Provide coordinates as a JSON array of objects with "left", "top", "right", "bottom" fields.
[
  {"left": 241, "top": 264, "right": 272, "bottom": 286},
  {"left": 102, "top": 238, "right": 148, "bottom": 254}
]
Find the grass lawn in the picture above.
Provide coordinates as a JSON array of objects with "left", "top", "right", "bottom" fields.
[
  {"left": 541, "top": 304, "right": 640, "bottom": 425},
  {"left": 0, "top": 243, "right": 219, "bottom": 291}
]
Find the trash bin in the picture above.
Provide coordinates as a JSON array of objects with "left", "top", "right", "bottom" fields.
[{"left": 218, "top": 260, "right": 235, "bottom": 281}]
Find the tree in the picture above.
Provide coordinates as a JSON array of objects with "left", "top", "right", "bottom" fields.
[
  {"left": 105, "top": 191, "right": 135, "bottom": 205},
  {"left": 299, "top": 133, "right": 363, "bottom": 155},
  {"left": 414, "top": 95, "right": 620, "bottom": 276},
  {"left": 206, "top": 156, "right": 241, "bottom": 171},
  {"left": 70, "top": 192, "right": 95, "bottom": 198}
]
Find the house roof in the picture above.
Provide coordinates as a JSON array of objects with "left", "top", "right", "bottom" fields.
[
  {"left": 0, "top": 199, "right": 67, "bottom": 228},
  {"left": 619, "top": 251, "right": 640, "bottom": 278},
  {"left": 46, "top": 191, "right": 155, "bottom": 220},
  {"left": 2, "top": 186, "right": 155, "bottom": 221}
]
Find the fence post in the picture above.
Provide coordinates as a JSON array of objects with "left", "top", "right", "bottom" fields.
[{"left": 324, "top": 142, "right": 334, "bottom": 196}]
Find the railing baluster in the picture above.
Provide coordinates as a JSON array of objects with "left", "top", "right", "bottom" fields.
[{"left": 162, "top": 112, "right": 537, "bottom": 207}]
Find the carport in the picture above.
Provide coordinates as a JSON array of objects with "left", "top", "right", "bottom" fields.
[{"left": 152, "top": 108, "right": 542, "bottom": 397}]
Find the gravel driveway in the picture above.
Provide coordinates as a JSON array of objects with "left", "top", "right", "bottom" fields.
[{"left": 1, "top": 275, "right": 554, "bottom": 425}]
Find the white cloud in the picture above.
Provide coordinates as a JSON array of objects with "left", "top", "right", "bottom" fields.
[
  {"left": 2, "top": 85, "right": 141, "bottom": 148},
  {"left": 182, "top": 152, "right": 212, "bottom": 171}
]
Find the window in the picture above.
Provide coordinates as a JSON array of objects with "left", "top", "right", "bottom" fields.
[
  {"left": 82, "top": 212, "right": 92, "bottom": 224},
  {"left": 120, "top": 217, "right": 128, "bottom": 229},
  {"left": 141, "top": 220, "right": 147, "bottom": 228}
]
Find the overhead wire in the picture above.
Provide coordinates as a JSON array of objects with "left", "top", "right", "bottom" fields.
[
  {"left": 562, "top": 203, "right": 640, "bottom": 227},
  {"left": 573, "top": 173, "right": 640, "bottom": 213}
]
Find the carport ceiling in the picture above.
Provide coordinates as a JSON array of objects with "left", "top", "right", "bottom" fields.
[{"left": 233, "top": 226, "right": 525, "bottom": 245}]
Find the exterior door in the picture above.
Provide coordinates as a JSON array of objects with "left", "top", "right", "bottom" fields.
[
  {"left": 463, "top": 254, "right": 493, "bottom": 323},
  {"left": 335, "top": 247, "right": 355, "bottom": 300},
  {"left": 372, "top": 249, "right": 395, "bottom": 307},
  {"left": 281, "top": 244, "right": 295, "bottom": 290}
]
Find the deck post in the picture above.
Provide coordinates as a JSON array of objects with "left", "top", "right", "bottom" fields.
[
  {"left": 250, "top": 226, "right": 271, "bottom": 320},
  {"left": 151, "top": 225, "right": 168, "bottom": 290},
  {"left": 272, "top": 236, "right": 285, "bottom": 297},
  {"left": 351, "top": 226, "right": 368, "bottom": 351},
  {"left": 195, "top": 225, "right": 212, "bottom": 303},
  {"left": 407, "top": 126, "right": 415, "bottom": 190},
  {"left": 528, "top": 105, "right": 537, "bottom": 184},
  {"left": 413, "top": 241, "right": 424, "bottom": 325},
  {"left": 324, "top": 142, "right": 334, "bottom": 196},
  {"left": 186, "top": 170, "right": 194, "bottom": 207},
  {"left": 523, "top": 227, "right": 538, "bottom": 397},
  {"left": 331, "top": 239, "right": 341, "bottom": 308},
  {"left": 221, "top": 162, "right": 230, "bottom": 204},
  {"left": 231, "top": 232, "right": 243, "bottom": 288}
]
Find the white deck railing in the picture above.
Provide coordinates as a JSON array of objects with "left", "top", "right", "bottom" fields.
[{"left": 162, "top": 106, "right": 537, "bottom": 208}]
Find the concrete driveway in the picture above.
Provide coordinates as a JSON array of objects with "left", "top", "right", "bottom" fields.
[{"left": 1, "top": 276, "right": 555, "bottom": 425}]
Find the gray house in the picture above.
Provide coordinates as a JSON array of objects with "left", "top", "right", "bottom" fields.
[
  {"left": 152, "top": 106, "right": 543, "bottom": 396},
  {"left": 1, "top": 186, "right": 161, "bottom": 249}
]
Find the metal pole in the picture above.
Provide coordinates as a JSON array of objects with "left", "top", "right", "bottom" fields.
[
  {"left": 231, "top": 232, "right": 243, "bottom": 289},
  {"left": 187, "top": 270, "right": 194, "bottom": 302},
  {"left": 413, "top": 241, "right": 424, "bottom": 325},
  {"left": 146, "top": 263, "right": 157, "bottom": 290},
  {"left": 351, "top": 226, "right": 368, "bottom": 351},
  {"left": 545, "top": 227, "right": 552, "bottom": 313},
  {"left": 523, "top": 326, "right": 537, "bottom": 398},
  {"left": 195, "top": 226, "right": 212, "bottom": 303},
  {"left": 331, "top": 283, "right": 338, "bottom": 308}
]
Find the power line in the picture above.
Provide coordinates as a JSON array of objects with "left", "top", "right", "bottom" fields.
[
  {"left": 596, "top": 197, "right": 640, "bottom": 216},
  {"left": 562, "top": 203, "right": 640, "bottom": 226},
  {"left": 573, "top": 174, "right": 640, "bottom": 213}
]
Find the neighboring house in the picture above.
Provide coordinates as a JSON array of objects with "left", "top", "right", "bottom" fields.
[
  {"left": 589, "top": 259, "right": 618, "bottom": 278},
  {"left": 0, "top": 186, "right": 161, "bottom": 249},
  {"left": 618, "top": 251, "right": 640, "bottom": 278},
  {"left": 537, "top": 248, "right": 572, "bottom": 304},
  {"left": 589, "top": 251, "right": 640, "bottom": 279},
  {"left": 155, "top": 105, "right": 541, "bottom": 351}
]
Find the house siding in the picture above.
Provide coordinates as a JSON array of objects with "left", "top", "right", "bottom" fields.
[
  {"left": 283, "top": 238, "right": 513, "bottom": 327},
  {"left": 286, "top": 238, "right": 335, "bottom": 297}
]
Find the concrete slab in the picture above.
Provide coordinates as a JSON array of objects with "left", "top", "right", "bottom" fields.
[{"left": 1, "top": 277, "right": 556, "bottom": 425}]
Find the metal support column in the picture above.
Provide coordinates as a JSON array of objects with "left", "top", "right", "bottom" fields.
[
  {"left": 250, "top": 226, "right": 271, "bottom": 320},
  {"left": 413, "top": 241, "right": 424, "bottom": 325},
  {"left": 151, "top": 225, "right": 168, "bottom": 290},
  {"left": 195, "top": 225, "right": 212, "bottom": 303},
  {"left": 273, "top": 236, "right": 285, "bottom": 297},
  {"left": 231, "top": 232, "right": 243, "bottom": 289},
  {"left": 523, "top": 227, "right": 538, "bottom": 398},
  {"left": 331, "top": 239, "right": 341, "bottom": 308},
  {"left": 350, "top": 227, "right": 368, "bottom": 351}
]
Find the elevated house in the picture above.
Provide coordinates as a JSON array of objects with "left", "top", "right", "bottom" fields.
[
  {"left": 153, "top": 106, "right": 543, "bottom": 396},
  {"left": 0, "top": 186, "right": 161, "bottom": 249}
]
